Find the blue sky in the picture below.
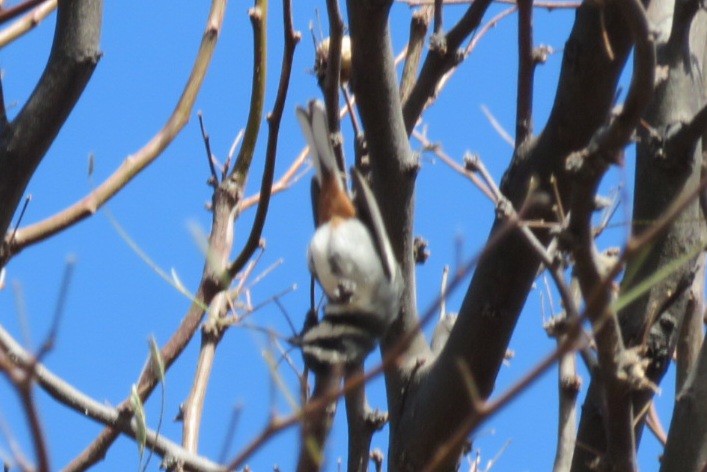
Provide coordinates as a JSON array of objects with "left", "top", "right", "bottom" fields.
[{"left": 0, "top": 1, "right": 673, "bottom": 470}]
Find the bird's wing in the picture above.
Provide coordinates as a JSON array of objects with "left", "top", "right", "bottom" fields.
[{"left": 351, "top": 170, "right": 398, "bottom": 282}]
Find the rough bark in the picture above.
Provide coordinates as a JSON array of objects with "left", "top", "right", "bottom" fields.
[
  {"left": 346, "top": 0, "right": 430, "bottom": 384},
  {"left": 572, "top": 2, "right": 706, "bottom": 468},
  {"left": 354, "top": 0, "right": 639, "bottom": 469}
]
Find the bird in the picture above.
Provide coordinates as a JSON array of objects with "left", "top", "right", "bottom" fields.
[{"left": 295, "top": 100, "right": 401, "bottom": 370}]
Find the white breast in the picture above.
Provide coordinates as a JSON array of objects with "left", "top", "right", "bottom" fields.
[{"left": 308, "top": 219, "right": 389, "bottom": 312}]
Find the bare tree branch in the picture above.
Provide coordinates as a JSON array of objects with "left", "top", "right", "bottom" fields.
[
  {"left": 346, "top": 0, "right": 431, "bottom": 407},
  {"left": 296, "top": 369, "right": 340, "bottom": 472},
  {"left": 226, "top": 0, "right": 298, "bottom": 280},
  {"left": 515, "top": 0, "right": 533, "bottom": 146},
  {"left": 0, "top": 0, "right": 220, "bottom": 266},
  {"left": 0, "top": 325, "right": 226, "bottom": 472},
  {"left": 399, "top": 0, "right": 580, "bottom": 7},
  {"left": 400, "top": 7, "right": 432, "bottom": 103},
  {"left": 564, "top": 0, "right": 655, "bottom": 467},
  {"left": 402, "top": 0, "right": 494, "bottom": 134},
  {"left": 187, "top": 0, "right": 297, "bottom": 458},
  {"left": 0, "top": 0, "right": 49, "bottom": 25},
  {"left": 62, "top": 2, "right": 229, "bottom": 468},
  {"left": 574, "top": 0, "right": 706, "bottom": 465},
  {"left": 676, "top": 255, "right": 705, "bottom": 391},
  {"left": 660, "top": 329, "right": 707, "bottom": 471},
  {"left": 344, "top": 365, "right": 387, "bottom": 472},
  {"left": 392, "top": 0, "right": 648, "bottom": 467},
  {"left": 0, "top": 0, "right": 56, "bottom": 48},
  {"left": 322, "top": 0, "right": 347, "bottom": 178},
  {"left": 0, "top": 0, "right": 102, "bottom": 248}
]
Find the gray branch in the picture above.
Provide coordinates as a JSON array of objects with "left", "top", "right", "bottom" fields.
[
  {"left": 390, "top": 0, "right": 641, "bottom": 468},
  {"left": 0, "top": 0, "right": 102, "bottom": 238},
  {"left": 659, "top": 332, "right": 707, "bottom": 471}
]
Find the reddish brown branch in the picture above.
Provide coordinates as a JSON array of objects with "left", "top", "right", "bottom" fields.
[
  {"left": 226, "top": 0, "right": 299, "bottom": 280},
  {"left": 0, "top": 0, "right": 47, "bottom": 24},
  {"left": 0, "top": 0, "right": 56, "bottom": 48},
  {"left": 62, "top": 1, "right": 228, "bottom": 468},
  {"left": 402, "top": 0, "right": 494, "bottom": 134}
]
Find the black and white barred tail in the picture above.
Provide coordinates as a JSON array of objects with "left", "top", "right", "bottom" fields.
[{"left": 299, "top": 305, "right": 392, "bottom": 374}]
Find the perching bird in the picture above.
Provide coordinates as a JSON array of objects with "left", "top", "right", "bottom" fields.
[{"left": 295, "top": 100, "right": 401, "bottom": 370}]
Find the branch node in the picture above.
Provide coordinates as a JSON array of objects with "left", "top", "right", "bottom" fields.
[
  {"left": 429, "top": 31, "right": 447, "bottom": 55},
  {"left": 413, "top": 236, "right": 430, "bottom": 264}
]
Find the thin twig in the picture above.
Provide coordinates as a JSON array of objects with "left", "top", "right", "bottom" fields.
[
  {"left": 62, "top": 2, "right": 228, "bottom": 468},
  {"left": 237, "top": 147, "right": 310, "bottom": 210},
  {"left": 2, "top": 0, "right": 225, "bottom": 264},
  {"left": 36, "top": 255, "right": 76, "bottom": 361},
  {"left": 515, "top": 0, "right": 534, "bottom": 146},
  {"left": 402, "top": 0, "right": 495, "bottom": 134},
  {"left": 226, "top": 0, "right": 299, "bottom": 280},
  {"left": 433, "top": 0, "right": 443, "bottom": 34},
  {"left": 229, "top": 4, "right": 268, "bottom": 180},
  {"left": 0, "top": 0, "right": 46, "bottom": 25},
  {"left": 480, "top": 104, "right": 515, "bottom": 148},
  {"left": 0, "top": 0, "right": 55, "bottom": 48},
  {"left": 198, "top": 111, "right": 220, "bottom": 185},
  {"left": 9, "top": 195, "right": 31, "bottom": 244},
  {"left": 400, "top": 7, "right": 432, "bottom": 103},
  {"left": 296, "top": 368, "right": 341, "bottom": 472},
  {"left": 323, "top": 0, "right": 347, "bottom": 179},
  {"left": 0, "top": 325, "right": 225, "bottom": 472},
  {"left": 412, "top": 128, "right": 496, "bottom": 202}
]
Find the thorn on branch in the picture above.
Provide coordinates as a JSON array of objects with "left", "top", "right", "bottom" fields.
[
  {"left": 198, "top": 111, "right": 219, "bottom": 186},
  {"left": 175, "top": 404, "right": 184, "bottom": 422}
]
